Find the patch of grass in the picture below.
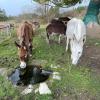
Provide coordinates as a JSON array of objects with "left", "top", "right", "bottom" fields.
[
  {"left": 87, "top": 36, "right": 100, "bottom": 46},
  {"left": 33, "top": 35, "right": 66, "bottom": 66},
  {"left": 0, "top": 76, "right": 20, "bottom": 99},
  {"left": 0, "top": 28, "right": 100, "bottom": 100}
]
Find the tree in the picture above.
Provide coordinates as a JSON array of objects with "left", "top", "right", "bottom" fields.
[
  {"left": 47, "top": 7, "right": 60, "bottom": 21},
  {"left": 34, "top": 5, "right": 59, "bottom": 23},
  {"left": 83, "top": 0, "right": 100, "bottom": 25},
  {"left": 33, "top": 0, "right": 100, "bottom": 25},
  {"left": 0, "top": 9, "right": 8, "bottom": 21},
  {"left": 33, "top": 0, "right": 80, "bottom": 7},
  {"left": 33, "top": 0, "right": 81, "bottom": 23},
  {"left": 34, "top": 4, "right": 48, "bottom": 23}
]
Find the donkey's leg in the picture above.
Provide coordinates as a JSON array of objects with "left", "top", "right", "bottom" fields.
[
  {"left": 29, "top": 41, "right": 33, "bottom": 57},
  {"left": 66, "top": 36, "right": 69, "bottom": 52},
  {"left": 58, "top": 34, "right": 62, "bottom": 44},
  {"left": 46, "top": 32, "right": 50, "bottom": 44}
]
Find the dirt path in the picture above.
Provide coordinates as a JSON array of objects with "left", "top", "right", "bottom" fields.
[
  {"left": 87, "top": 25, "right": 100, "bottom": 38},
  {"left": 79, "top": 44, "right": 100, "bottom": 77},
  {"left": 79, "top": 44, "right": 100, "bottom": 67},
  {"left": 81, "top": 25, "right": 100, "bottom": 73}
]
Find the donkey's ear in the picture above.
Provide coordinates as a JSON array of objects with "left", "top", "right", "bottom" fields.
[{"left": 15, "top": 41, "right": 21, "bottom": 48}]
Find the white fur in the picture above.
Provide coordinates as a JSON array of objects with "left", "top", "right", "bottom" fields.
[
  {"left": 66, "top": 18, "right": 86, "bottom": 65},
  {"left": 70, "top": 39, "right": 83, "bottom": 65},
  {"left": 20, "top": 61, "right": 26, "bottom": 68},
  {"left": 66, "top": 18, "right": 86, "bottom": 42},
  {"left": 39, "top": 82, "right": 51, "bottom": 94}
]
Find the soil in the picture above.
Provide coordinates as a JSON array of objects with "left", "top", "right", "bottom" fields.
[
  {"left": 79, "top": 25, "right": 100, "bottom": 74},
  {"left": 79, "top": 44, "right": 100, "bottom": 70},
  {"left": 86, "top": 24, "right": 100, "bottom": 38}
]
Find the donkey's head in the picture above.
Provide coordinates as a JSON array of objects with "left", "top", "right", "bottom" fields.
[{"left": 15, "top": 41, "right": 28, "bottom": 68}]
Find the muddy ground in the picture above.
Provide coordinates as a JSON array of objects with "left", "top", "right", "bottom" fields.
[
  {"left": 79, "top": 25, "right": 100, "bottom": 75},
  {"left": 79, "top": 44, "right": 100, "bottom": 72}
]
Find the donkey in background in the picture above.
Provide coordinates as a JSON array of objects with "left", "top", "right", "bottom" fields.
[{"left": 46, "top": 17, "right": 71, "bottom": 44}]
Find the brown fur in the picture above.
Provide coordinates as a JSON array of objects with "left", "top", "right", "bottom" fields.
[
  {"left": 15, "top": 41, "right": 28, "bottom": 62},
  {"left": 46, "top": 17, "right": 71, "bottom": 43},
  {"left": 18, "top": 46, "right": 27, "bottom": 62},
  {"left": 46, "top": 20, "right": 66, "bottom": 41},
  {"left": 17, "top": 21, "right": 34, "bottom": 45},
  {"left": 16, "top": 21, "right": 34, "bottom": 62}
]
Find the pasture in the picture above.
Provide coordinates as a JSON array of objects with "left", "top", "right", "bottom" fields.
[{"left": 0, "top": 25, "right": 100, "bottom": 100}]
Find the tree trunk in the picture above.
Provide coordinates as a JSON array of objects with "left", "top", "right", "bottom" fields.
[{"left": 83, "top": 0, "right": 100, "bottom": 25}]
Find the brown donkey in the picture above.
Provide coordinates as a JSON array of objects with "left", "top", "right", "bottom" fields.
[
  {"left": 46, "top": 20, "right": 66, "bottom": 44},
  {"left": 15, "top": 21, "right": 34, "bottom": 68}
]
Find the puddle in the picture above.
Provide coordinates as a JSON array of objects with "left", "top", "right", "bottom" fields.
[{"left": 8, "top": 65, "right": 53, "bottom": 86}]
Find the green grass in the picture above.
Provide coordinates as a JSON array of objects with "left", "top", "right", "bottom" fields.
[
  {"left": 0, "top": 75, "right": 20, "bottom": 99},
  {"left": 86, "top": 36, "right": 100, "bottom": 46},
  {"left": 0, "top": 28, "right": 100, "bottom": 100}
]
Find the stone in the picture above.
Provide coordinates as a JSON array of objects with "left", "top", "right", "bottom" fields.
[
  {"left": 39, "top": 82, "right": 51, "bottom": 94},
  {"left": 52, "top": 72, "right": 61, "bottom": 80},
  {"left": 21, "top": 84, "right": 33, "bottom": 95},
  {"left": 0, "top": 68, "right": 8, "bottom": 76}
]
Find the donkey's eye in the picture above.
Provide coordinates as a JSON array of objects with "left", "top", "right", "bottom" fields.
[{"left": 78, "top": 52, "right": 81, "bottom": 54}]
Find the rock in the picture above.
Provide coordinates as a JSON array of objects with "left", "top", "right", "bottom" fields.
[
  {"left": 35, "top": 88, "right": 39, "bottom": 94},
  {"left": 50, "top": 64, "right": 61, "bottom": 69},
  {"left": 53, "top": 75, "right": 61, "bottom": 80},
  {"left": 21, "top": 84, "right": 33, "bottom": 95},
  {"left": 53, "top": 72, "right": 60, "bottom": 75},
  {"left": 52, "top": 72, "right": 61, "bottom": 80},
  {"left": 39, "top": 82, "right": 51, "bottom": 95},
  {"left": 0, "top": 68, "right": 8, "bottom": 76}
]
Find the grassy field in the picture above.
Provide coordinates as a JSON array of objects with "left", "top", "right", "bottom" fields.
[{"left": 0, "top": 26, "right": 100, "bottom": 100}]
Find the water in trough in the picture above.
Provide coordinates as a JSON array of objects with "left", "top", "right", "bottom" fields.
[{"left": 8, "top": 65, "right": 53, "bottom": 86}]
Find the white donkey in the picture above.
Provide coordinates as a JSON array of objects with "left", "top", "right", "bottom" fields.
[{"left": 66, "top": 18, "right": 86, "bottom": 65}]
